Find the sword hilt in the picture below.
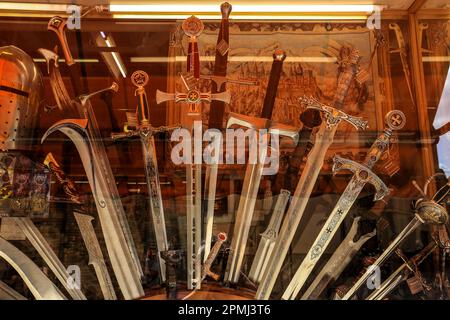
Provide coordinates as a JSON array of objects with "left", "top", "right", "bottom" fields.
[
  {"left": 332, "top": 156, "right": 390, "bottom": 201},
  {"left": 48, "top": 16, "right": 74, "bottom": 66},
  {"left": 261, "top": 49, "right": 286, "bottom": 119},
  {"left": 183, "top": 15, "right": 204, "bottom": 79},
  {"left": 131, "top": 70, "right": 150, "bottom": 124},
  {"left": 299, "top": 96, "right": 368, "bottom": 130}
]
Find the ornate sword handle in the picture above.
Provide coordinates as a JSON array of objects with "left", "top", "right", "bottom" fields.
[
  {"left": 299, "top": 96, "right": 368, "bottom": 130},
  {"left": 131, "top": 70, "right": 150, "bottom": 124},
  {"left": 183, "top": 15, "right": 204, "bottom": 79}
]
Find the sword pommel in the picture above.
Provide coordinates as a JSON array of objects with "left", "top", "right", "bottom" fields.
[
  {"left": 332, "top": 156, "right": 390, "bottom": 201},
  {"left": 273, "top": 49, "right": 287, "bottom": 62},
  {"left": 299, "top": 96, "right": 368, "bottom": 130},
  {"left": 182, "top": 15, "right": 204, "bottom": 38},
  {"left": 385, "top": 110, "right": 406, "bottom": 131},
  {"left": 221, "top": 2, "right": 232, "bottom": 19},
  {"left": 48, "top": 16, "right": 74, "bottom": 66}
]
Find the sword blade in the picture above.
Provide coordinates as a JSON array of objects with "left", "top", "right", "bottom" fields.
[
  {"left": 225, "top": 161, "right": 265, "bottom": 283},
  {"left": 366, "top": 265, "right": 406, "bottom": 300},
  {"left": 13, "top": 217, "right": 87, "bottom": 300},
  {"left": 203, "top": 162, "right": 219, "bottom": 261},
  {"left": 141, "top": 135, "right": 169, "bottom": 281},
  {"left": 0, "top": 280, "right": 27, "bottom": 300},
  {"left": 42, "top": 120, "right": 144, "bottom": 299},
  {"left": 79, "top": 98, "right": 144, "bottom": 281},
  {"left": 342, "top": 216, "right": 422, "bottom": 300},
  {"left": 302, "top": 217, "right": 375, "bottom": 300},
  {"left": 0, "top": 237, "right": 67, "bottom": 300},
  {"left": 249, "top": 190, "right": 290, "bottom": 283},
  {"left": 255, "top": 126, "right": 337, "bottom": 299},
  {"left": 74, "top": 212, "right": 117, "bottom": 300},
  {"left": 282, "top": 179, "right": 364, "bottom": 300}
]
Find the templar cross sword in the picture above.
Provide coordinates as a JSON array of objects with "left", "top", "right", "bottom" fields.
[
  {"left": 282, "top": 110, "right": 405, "bottom": 300},
  {"left": 203, "top": 2, "right": 260, "bottom": 263},
  {"left": 111, "top": 70, "right": 180, "bottom": 283},
  {"left": 156, "top": 15, "right": 231, "bottom": 114},
  {"left": 255, "top": 98, "right": 368, "bottom": 300}
]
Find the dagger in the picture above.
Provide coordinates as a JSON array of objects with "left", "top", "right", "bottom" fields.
[
  {"left": 282, "top": 110, "right": 405, "bottom": 300},
  {"left": 0, "top": 236, "right": 66, "bottom": 300}
]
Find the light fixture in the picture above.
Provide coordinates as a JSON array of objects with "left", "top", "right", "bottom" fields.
[
  {"left": 130, "top": 56, "right": 336, "bottom": 63},
  {"left": 94, "top": 32, "right": 127, "bottom": 79},
  {"left": 110, "top": 3, "right": 377, "bottom": 20},
  {"left": 33, "top": 58, "right": 99, "bottom": 63}
]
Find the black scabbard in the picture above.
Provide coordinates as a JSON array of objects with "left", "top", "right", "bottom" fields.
[
  {"left": 208, "top": 2, "right": 232, "bottom": 130},
  {"left": 260, "top": 49, "right": 286, "bottom": 119},
  {"left": 284, "top": 108, "right": 322, "bottom": 190}
]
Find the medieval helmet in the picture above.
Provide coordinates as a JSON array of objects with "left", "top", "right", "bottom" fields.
[{"left": 0, "top": 46, "right": 43, "bottom": 151}]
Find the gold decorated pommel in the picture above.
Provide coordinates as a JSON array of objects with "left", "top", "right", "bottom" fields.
[
  {"left": 131, "top": 70, "right": 149, "bottom": 88},
  {"left": 273, "top": 49, "right": 287, "bottom": 62},
  {"left": 182, "top": 15, "right": 204, "bottom": 38},
  {"left": 299, "top": 96, "right": 368, "bottom": 130},
  {"left": 217, "top": 232, "right": 227, "bottom": 242},
  {"left": 221, "top": 2, "right": 232, "bottom": 19},
  {"left": 416, "top": 200, "right": 448, "bottom": 225},
  {"left": 385, "top": 110, "right": 406, "bottom": 131}
]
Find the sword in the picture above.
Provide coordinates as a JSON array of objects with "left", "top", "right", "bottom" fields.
[
  {"left": 10, "top": 217, "right": 86, "bottom": 300},
  {"left": 366, "top": 241, "right": 437, "bottom": 300},
  {"left": 342, "top": 192, "right": 448, "bottom": 299},
  {"left": 301, "top": 216, "right": 376, "bottom": 299},
  {"left": 111, "top": 70, "right": 179, "bottom": 283},
  {"left": 0, "top": 281, "right": 27, "bottom": 300},
  {"left": 74, "top": 213, "right": 117, "bottom": 300},
  {"left": 182, "top": 232, "right": 227, "bottom": 300},
  {"left": 224, "top": 50, "right": 299, "bottom": 284},
  {"left": 203, "top": 2, "right": 232, "bottom": 263},
  {"left": 44, "top": 152, "right": 117, "bottom": 300},
  {"left": 203, "top": 3, "right": 260, "bottom": 263},
  {"left": 41, "top": 83, "right": 144, "bottom": 299},
  {"left": 202, "top": 232, "right": 227, "bottom": 281},
  {"left": 255, "top": 98, "right": 368, "bottom": 300},
  {"left": 249, "top": 189, "right": 290, "bottom": 284},
  {"left": 282, "top": 110, "right": 405, "bottom": 300},
  {"left": 0, "top": 236, "right": 66, "bottom": 300},
  {"left": 156, "top": 16, "right": 231, "bottom": 115},
  {"left": 389, "top": 23, "right": 415, "bottom": 106}
]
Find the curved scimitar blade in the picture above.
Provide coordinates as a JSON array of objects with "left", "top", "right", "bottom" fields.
[{"left": 0, "top": 237, "right": 66, "bottom": 300}]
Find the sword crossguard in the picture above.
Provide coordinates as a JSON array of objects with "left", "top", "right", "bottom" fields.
[
  {"left": 332, "top": 156, "right": 390, "bottom": 201},
  {"left": 226, "top": 113, "right": 298, "bottom": 143},
  {"left": 156, "top": 89, "right": 231, "bottom": 105},
  {"left": 78, "top": 83, "right": 119, "bottom": 106},
  {"left": 299, "top": 96, "right": 368, "bottom": 130}
]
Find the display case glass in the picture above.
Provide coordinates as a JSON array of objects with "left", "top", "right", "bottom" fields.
[{"left": 0, "top": 0, "right": 448, "bottom": 301}]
